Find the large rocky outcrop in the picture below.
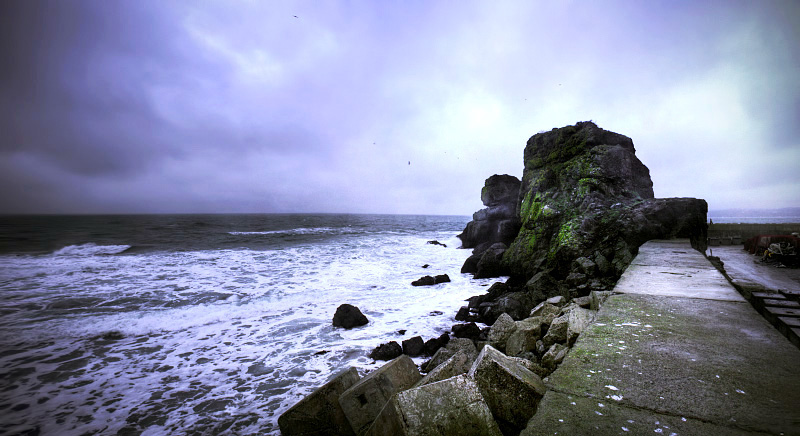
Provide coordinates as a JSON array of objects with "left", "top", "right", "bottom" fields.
[
  {"left": 458, "top": 174, "right": 521, "bottom": 249},
  {"left": 461, "top": 122, "right": 707, "bottom": 319}
]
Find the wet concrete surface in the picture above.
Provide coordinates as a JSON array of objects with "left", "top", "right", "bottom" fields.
[{"left": 524, "top": 240, "right": 800, "bottom": 435}]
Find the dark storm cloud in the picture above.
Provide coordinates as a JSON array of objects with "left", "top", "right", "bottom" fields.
[{"left": 1, "top": 0, "right": 798, "bottom": 214}]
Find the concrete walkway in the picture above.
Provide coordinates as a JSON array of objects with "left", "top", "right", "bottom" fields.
[{"left": 524, "top": 240, "right": 800, "bottom": 436}]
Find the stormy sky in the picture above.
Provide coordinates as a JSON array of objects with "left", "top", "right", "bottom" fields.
[{"left": 1, "top": 0, "right": 798, "bottom": 215}]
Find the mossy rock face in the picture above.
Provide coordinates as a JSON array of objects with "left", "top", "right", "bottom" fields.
[{"left": 501, "top": 122, "right": 706, "bottom": 286}]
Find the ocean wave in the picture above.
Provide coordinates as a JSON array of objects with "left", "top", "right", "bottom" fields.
[
  {"left": 228, "top": 227, "right": 341, "bottom": 236},
  {"left": 52, "top": 243, "right": 131, "bottom": 256}
]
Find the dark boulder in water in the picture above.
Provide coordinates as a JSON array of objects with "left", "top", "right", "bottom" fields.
[
  {"left": 411, "top": 276, "right": 436, "bottom": 286},
  {"left": 369, "top": 341, "right": 402, "bottom": 361},
  {"left": 434, "top": 274, "right": 451, "bottom": 284},
  {"left": 424, "top": 333, "right": 450, "bottom": 356},
  {"left": 402, "top": 336, "right": 425, "bottom": 356},
  {"left": 427, "top": 240, "right": 447, "bottom": 247},
  {"left": 451, "top": 322, "right": 482, "bottom": 341},
  {"left": 332, "top": 304, "right": 368, "bottom": 329}
]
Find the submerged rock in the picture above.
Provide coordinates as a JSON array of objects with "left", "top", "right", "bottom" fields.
[
  {"left": 411, "top": 276, "right": 436, "bottom": 286},
  {"left": 278, "top": 367, "right": 360, "bottom": 436},
  {"left": 332, "top": 304, "right": 368, "bottom": 329}
]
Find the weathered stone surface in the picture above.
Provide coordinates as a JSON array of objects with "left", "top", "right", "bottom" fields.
[
  {"left": 422, "top": 347, "right": 454, "bottom": 373},
  {"left": 445, "top": 337, "right": 478, "bottom": 358},
  {"left": 505, "top": 317, "right": 542, "bottom": 357},
  {"left": 468, "top": 345, "right": 546, "bottom": 432},
  {"left": 333, "top": 304, "right": 368, "bottom": 329},
  {"left": 573, "top": 295, "right": 592, "bottom": 308},
  {"left": 541, "top": 343, "right": 568, "bottom": 369},
  {"left": 458, "top": 174, "right": 522, "bottom": 250},
  {"left": 529, "top": 301, "right": 560, "bottom": 320},
  {"left": 545, "top": 295, "right": 566, "bottom": 306},
  {"left": 401, "top": 336, "right": 425, "bottom": 357},
  {"left": 590, "top": 290, "right": 613, "bottom": 310},
  {"left": 499, "top": 121, "right": 707, "bottom": 283},
  {"left": 542, "top": 313, "right": 569, "bottom": 346},
  {"left": 487, "top": 313, "right": 517, "bottom": 351},
  {"left": 566, "top": 307, "right": 596, "bottom": 345},
  {"left": 366, "top": 375, "right": 502, "bottom": 436},
  {"left": 414, "top": 351, "right": 472, "bottom": 388},
  {"left": 368, "top": 341, "right": 402, "bottom": 361},
  {"left": 474, "top": 243, "right": 510, "bottom": 279},
  {"left": 339, "top": 355, "right": 421, "bottom": 435},
  {"left": 278, "top": 367, "right": 360, "bottom": 436}
]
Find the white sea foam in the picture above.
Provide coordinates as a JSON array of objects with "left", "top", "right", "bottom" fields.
[
  {"left": 0, "top": 228, "right": 491, "bottom": 435},
  {"left": 51, "top": 243, "right": 131, "bottom": 256}
]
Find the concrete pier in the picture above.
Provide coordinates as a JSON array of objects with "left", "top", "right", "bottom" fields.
[{"left": 523, "top": 240, "right": 800, "bottom": 436}]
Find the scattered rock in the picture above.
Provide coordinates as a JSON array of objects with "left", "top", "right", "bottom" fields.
[
  {"left": 369, "top": 341, "right": 402, "bottom": 361},
  {"left": 396, "top": 329, "right": 407, "bottom": 336},
  {"left": 487, "top": 313, "right": 517, "bottom": 351},
  {"left": 542, "top": 314, "right": 569, "bottom": 346},
  {"left": 339, "top": 355, "right": 421, "bottom": 435},
  {"left": 423, "top": 333, "right": 450, "bottom": 356},
  {"left": 434, "top": 274, "right": 451, "bottom": 284},
  {"left": 566, "top": 308, "right": 596, "bottom": 345},
  {"left": 427, "top": 240, "right": 447, "bottom": 247},
  {"left": 590, "top": 290, "right": 613, "bottom": 311},
  {"left": 414, "top": 351, "right": 473, "bottom": 388},
  {"left": 445, "top": 337, "right": 478, "bottom": 360},
  {"left": 278, "top": 367, "right": 360, "bottom": 436},
  {"left": 422, "top": 348, "right": 454, "bottom": 373},
  {"left": 333, "top": 304, "right": 369, "bottom": 329},
  {"left": 411, "top": 276, "right": 436, "bottom": 286},
  {"left": 100, "top": 331, "right": 125, "bottom": 341},
  {"left": 530, "top": 302, "right": 560, "bottom": 320},
  {"left": 313, "top": 350, "right": 329, "bottom": 356},
  {"left": 401, "top": 336, "right": 425, "bottom": 357},
  {"left": 573, "top": 296, "right": 592, "bottom": 308},
  {"left": 452, "top": 323, "right": 482, "bottom": 341},
  {"left": 505, "top": 317, "right": 543, "bottom": 357},
  {"left": 428, "top": 310, "right": 443, "bottom": 316},
  {"left": 541, "top": 343, "right": 569, "bottom": 369},
  {"left": 421, "top": 264, "right": 430, "bottom": 269}
]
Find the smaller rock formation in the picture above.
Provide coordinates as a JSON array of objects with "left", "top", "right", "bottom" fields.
[
  {"left": 458, "top": 174, "right": 522, "bottom": 249},
  {"left": 401, "top": 336, "right": 425, "bottom": 356},
  {"left": 369, "top": 341, "right": 402, "bottom": 361},
  {"left": 332, "top": 304, "right": 368, "bottom": 329},
  {"left": 411, "top": 274, "right": 450, "bottom": 286}
]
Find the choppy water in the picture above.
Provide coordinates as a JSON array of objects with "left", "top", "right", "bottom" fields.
[{"left": 0, "top": 214, "right": 498, "bottom": 435}]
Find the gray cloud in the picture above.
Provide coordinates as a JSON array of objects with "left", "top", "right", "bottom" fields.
[{"left": 1, "top": 0, "right": 798, "bottom": 214}]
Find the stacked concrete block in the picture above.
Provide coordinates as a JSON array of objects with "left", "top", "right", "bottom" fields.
[
  {"left": 339, "top": 355, "right": 421, "bottom": 435},
  {"left": 366, "top": 375, "right": 502, "bottom": 436},
  {"left": 468, "top": 345, "right": 546, "bottom": 432},
  {"left": 278, "top": 367, "right": 360, "bottom": 436}
]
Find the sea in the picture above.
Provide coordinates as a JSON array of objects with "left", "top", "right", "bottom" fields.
[{"left": 0, "top": 214, "right": 501, "bottom": 436}]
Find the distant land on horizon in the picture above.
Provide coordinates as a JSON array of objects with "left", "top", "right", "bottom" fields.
[{"left": 707, "top": 207, "right": 800, "bottom": 218}]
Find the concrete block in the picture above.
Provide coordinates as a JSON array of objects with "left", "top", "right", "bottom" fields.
[
  {"left": 529, "top": 302, "right": 560, "bottom": 319},
  {"left": 566, "top": 307, "right": 596, "bottom": 345},
  {"left": 339, "top": 355, "right": 421, "bottom": 435},
  {"left": 541, "top": 343, "right": 568, "bottom": 369},
  {"left": 421, "top": 347, "right": 454, "bottom": 373},
  {"left": 487, "top": 313, "right": 517, "bottom": 351},
  {"left": 542, "top": 313, "right": 569, "bottom": 346},
  {"left": 505, "top": 318, "right": 542, "bottom": 357},
  {"left": 590, "top": 290, "right": 613, "bottom": 311},
  {"left": 413, "top": 351, "right": 471, "bottom": 388},
  {"left": 366, "top": 375, "right": 502, "bottom": 436},
  {"left": 278, "top": 367, "right": 360, "bottom": 436},
  {"left": 445, "top": 337, "right": 477, "bottom": 358},
  {"left": 468, "top": 345, "right": 546, "bottom": 431}
]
